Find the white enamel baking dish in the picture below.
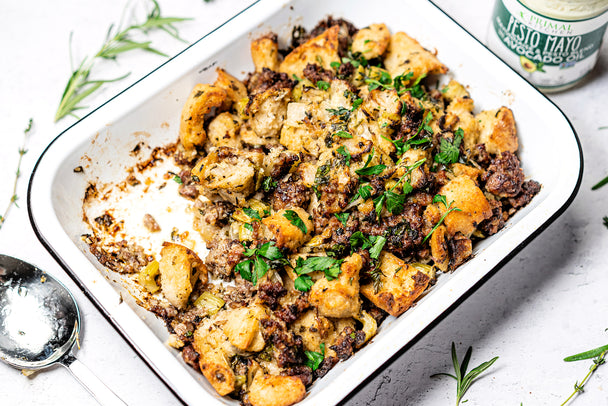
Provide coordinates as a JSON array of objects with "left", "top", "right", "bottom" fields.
[{"left": 28, "top": 0, "right": 582, "bottom": 404}]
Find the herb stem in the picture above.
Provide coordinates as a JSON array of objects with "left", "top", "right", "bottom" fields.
[
  {"left": 0, "top": 119, "right": 33, "bottom": 230},
  {"left": 561, "top": 349, "right": 607, "bottom": 406}
]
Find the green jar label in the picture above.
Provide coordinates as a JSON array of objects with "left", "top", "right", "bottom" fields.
[{"left": 488, "top": 0, "right": 608, "bottom": 89}]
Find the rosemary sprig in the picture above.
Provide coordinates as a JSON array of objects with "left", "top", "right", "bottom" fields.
[
  {"left": 431, "top": 342, "right": 499, "bottom": 406},
  {"left": 55, "top": 0, "right": 190, "bottom": 122},
  {"left": 561, "top": 343, "right": 608, "bottom": 405},
  {"left": 0, "top": 119, "right": 33, "bottom": 230}
]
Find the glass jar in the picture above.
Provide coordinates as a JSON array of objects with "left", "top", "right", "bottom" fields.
[{"left": 487, "top": 0, "right": 608, "bottom": 92}]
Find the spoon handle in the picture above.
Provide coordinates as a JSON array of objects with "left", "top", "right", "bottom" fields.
[{"left": 61, "top": 355, "right": 127, "bottom": 406}]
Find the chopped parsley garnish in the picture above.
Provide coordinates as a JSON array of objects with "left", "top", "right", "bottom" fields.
[
  {"left": 351, "top": 183, "right": 373, "bottom": 202},
  {"left": 365, "top": 70, "right": 393, "bottom": 91},
  {"left": 327, "top": 106, "right": 351, "bottom": 121},
  {"left": 349, "top": 232, "right": 385, "bottom": 259},
  {"left": 422, "top": 194, "right": 462, "bottom": 244},
  {"left": 262, "top": 176, "right": 278, "bottom": 192},
  {"left": 382, "top": 134, "right": 430, "bottom": 156},
  {"left": 435, "top": 127, "right": 463, "bottom": 165},
  {"left": 243, "top": 207, "right": 262, "bottom": 221},
  {"left": 305, "top": 343, "right": 326, "bottom": 371},
  {"left": 335, "top": 212, "right": 349, "bottom": 226},
  {"left": 283, "top": 210, "right": 308, "bottom": 234},
  {"left": 236, "top": 241, "right": 285, "bottom": 285},
  {"left": 243, "top": 223, "right": 254, "bottom": 232},
  {"left": 336, "top": 146, "right": 351, "bottom": 167},
  {"left": 372, "top": 158, "right": 426, "bottom": 218},
  {"left": 330, "top": 61, "right": 341, "bottom": 70},
  {"left": 334, "top": 130, "right": 353, "bottom": 139},
  {"left": 172, "top": 174, "right": 183, "bottom": 184},
  {"left": 317, "top": 80, "right": 330, "bottom": 90},
  {"left": 368, "top": 236, "right": 386, "bottom": 259},
  {"left": 293, "top": 256, "right": 343, "bottom": 292},
  {"left": 351, "top": 98, "right": 363, "bottom": 111},
  {"left": 355, "top": 150, "right": 386, "bottom": 177}
]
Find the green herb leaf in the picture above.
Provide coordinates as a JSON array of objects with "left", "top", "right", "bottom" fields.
[
  {"left": 337, "top": 146, "right": 351, "bottom": 167},
  {"left": 384, "top": 190, "right": 407, "bottom": 214},
  {"left": 317, "top": 80, "right": 330, "bottom": 90},
  {"left": 334, "top": 130, "right": 353, "bottom": 139},
  {"left": 330, "top": 61, "right": 341, "bottom": 70},
  {"left": 435, "top": 129, "right": 463, "bottom": 165},
  {"left": 565, "top": 344, "right": 608, "bottom": 362},
  {"left": 262, "top": 176, "right": 278, "bottom": 192},
  {"left": 369, "top": 236, "right": 386, "bottom": 259},
  {"left": 433, "top": 194, "right": 449, "bottom": 208},
  {"left": 357, "top": 164, "right": 386, "bottom": 176},
  {"left": 257, "top": 242, "right": 283, "bottom": 261},
  {"left": 592, "top": 175, "right": 608, "bottom": 190},
  {"left": 294, "top": 274, "right": 314, "bottom": 292},
  {"left": 253, "top": 256, "right": 269, "bottom": 285},
  {"left": 351, "top": 98, "right": 363, "bottom": 111},
  {"left": 173, "top": 174, "right": 183, "bottom": 184},
  {"left": 283, "top": 210, "right": 308, "bottom": 234},
  {"left": 350, "top": 231, "right": 372, "bottom": 251},
  {"left": 243, "top": 223, "right": 254, "bottom": 232},
  {"left": 235, "top": 259, "right": 253, "bottom": 281},
  {"left": 305, "top": 343, "right": 326, "bottom": 371},
  {"left": 327, "top": 106, "right": 351, "bottom": 121},
  {"left": 243, "top": 207, "right": 262, "bottom": 221},
  {"left": 335, "top": 212, "right": 349, "bottom": 226}
]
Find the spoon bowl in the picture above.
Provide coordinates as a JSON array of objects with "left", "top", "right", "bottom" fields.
[
  {"left": 0, "top": 254, "right": 125, "bottom": 405},
  {"left": 0, "top": 254, "right": 80, "bottom": 369}
]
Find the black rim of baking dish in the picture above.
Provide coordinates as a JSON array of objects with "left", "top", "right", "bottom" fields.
[{"left": 27, "top": 1, "right": 584, "bottom": 405}]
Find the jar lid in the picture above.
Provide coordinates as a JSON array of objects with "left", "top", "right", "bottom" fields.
[{"left": 520, "top": 0, "right": 608, "bottom": 20}]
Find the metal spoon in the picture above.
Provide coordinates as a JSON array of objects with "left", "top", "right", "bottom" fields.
[{"left": 0, "top": 254, "right": 126, "bottom": 405}]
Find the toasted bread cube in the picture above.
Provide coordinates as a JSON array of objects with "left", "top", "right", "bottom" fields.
[
  {"left": 251, "top": 35, "right": 280, "bottom": 72},
  {"left": 223, "top": 305, "right": 267, "bottom": 352},
  {"left": 476, "top": 106, "right": 518, "bottom": 155},
  {"left": 159, "top": 242, "right": 206, "bottom": 309},
  {"left": 193, "top": 322, "right": 235, "bottom": 396},
  {"left": 191, "top": 148, "right": 258, "bottom": 205},
  {"left": 248, "top": 374, "right": 306, "bottom": 406},
  {"left": 279, "top": 25, "right": 341, "bottom": 77},
  {"left": 242, "top": 88, "right": 291, "bottom": 145},
  {"left": 262, "top": 207, "right": 312, "bottom": 251},
  {"left": 384, "top": 32, "right": 448, "bottom": 83},
  {"left": 351, "top": 23, "right": 390, "bottom": 59},
  {"left": 451, "top": 163, "right": 481, "bottom": 183},
  {"left": 207, "top": 112, "right": 241, "bottom": 149},
  {"left": 430, "top": 225, "right": 449, "bottom": 272},
  {"left": 309, "top": 253, "right": 362, "bottom": 318},
  {"left": 292, "top": 310, "right": 335, "bottom": 352},
  {"left": 442, "top": 79, "right": 470, "bottom": 102},
  {"left": 179, "top": 84, "right": 227, "bottom": 150},
  {"left": 360, "top": 252, "right": 431, "bottom": 317},
  {"left": 214, "top": 68, "right": 248, "bottom": 105},
  {"left": 444, "top": 82, "right": 479, "bottom": 149},
  {"left": 437, "top": 175, "right": 492, "bottom": 237}
]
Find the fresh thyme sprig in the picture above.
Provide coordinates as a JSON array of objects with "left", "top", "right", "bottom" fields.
[
  {"left": 560, "top": 343, "right": 608, "bottom": 405},
  {"left": 55, "top": 0, "right": 190, "bottom": 122},
  {"left": 431, "top": 342, "right": 499, "bottom": 406},
  {"left": 0, "top": 119, "right": 33, "bottom": 230}
]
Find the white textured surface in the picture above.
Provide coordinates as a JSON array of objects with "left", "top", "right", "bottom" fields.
[{"left": 0, "top": 1, "right": 606, "bottom": 405}]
